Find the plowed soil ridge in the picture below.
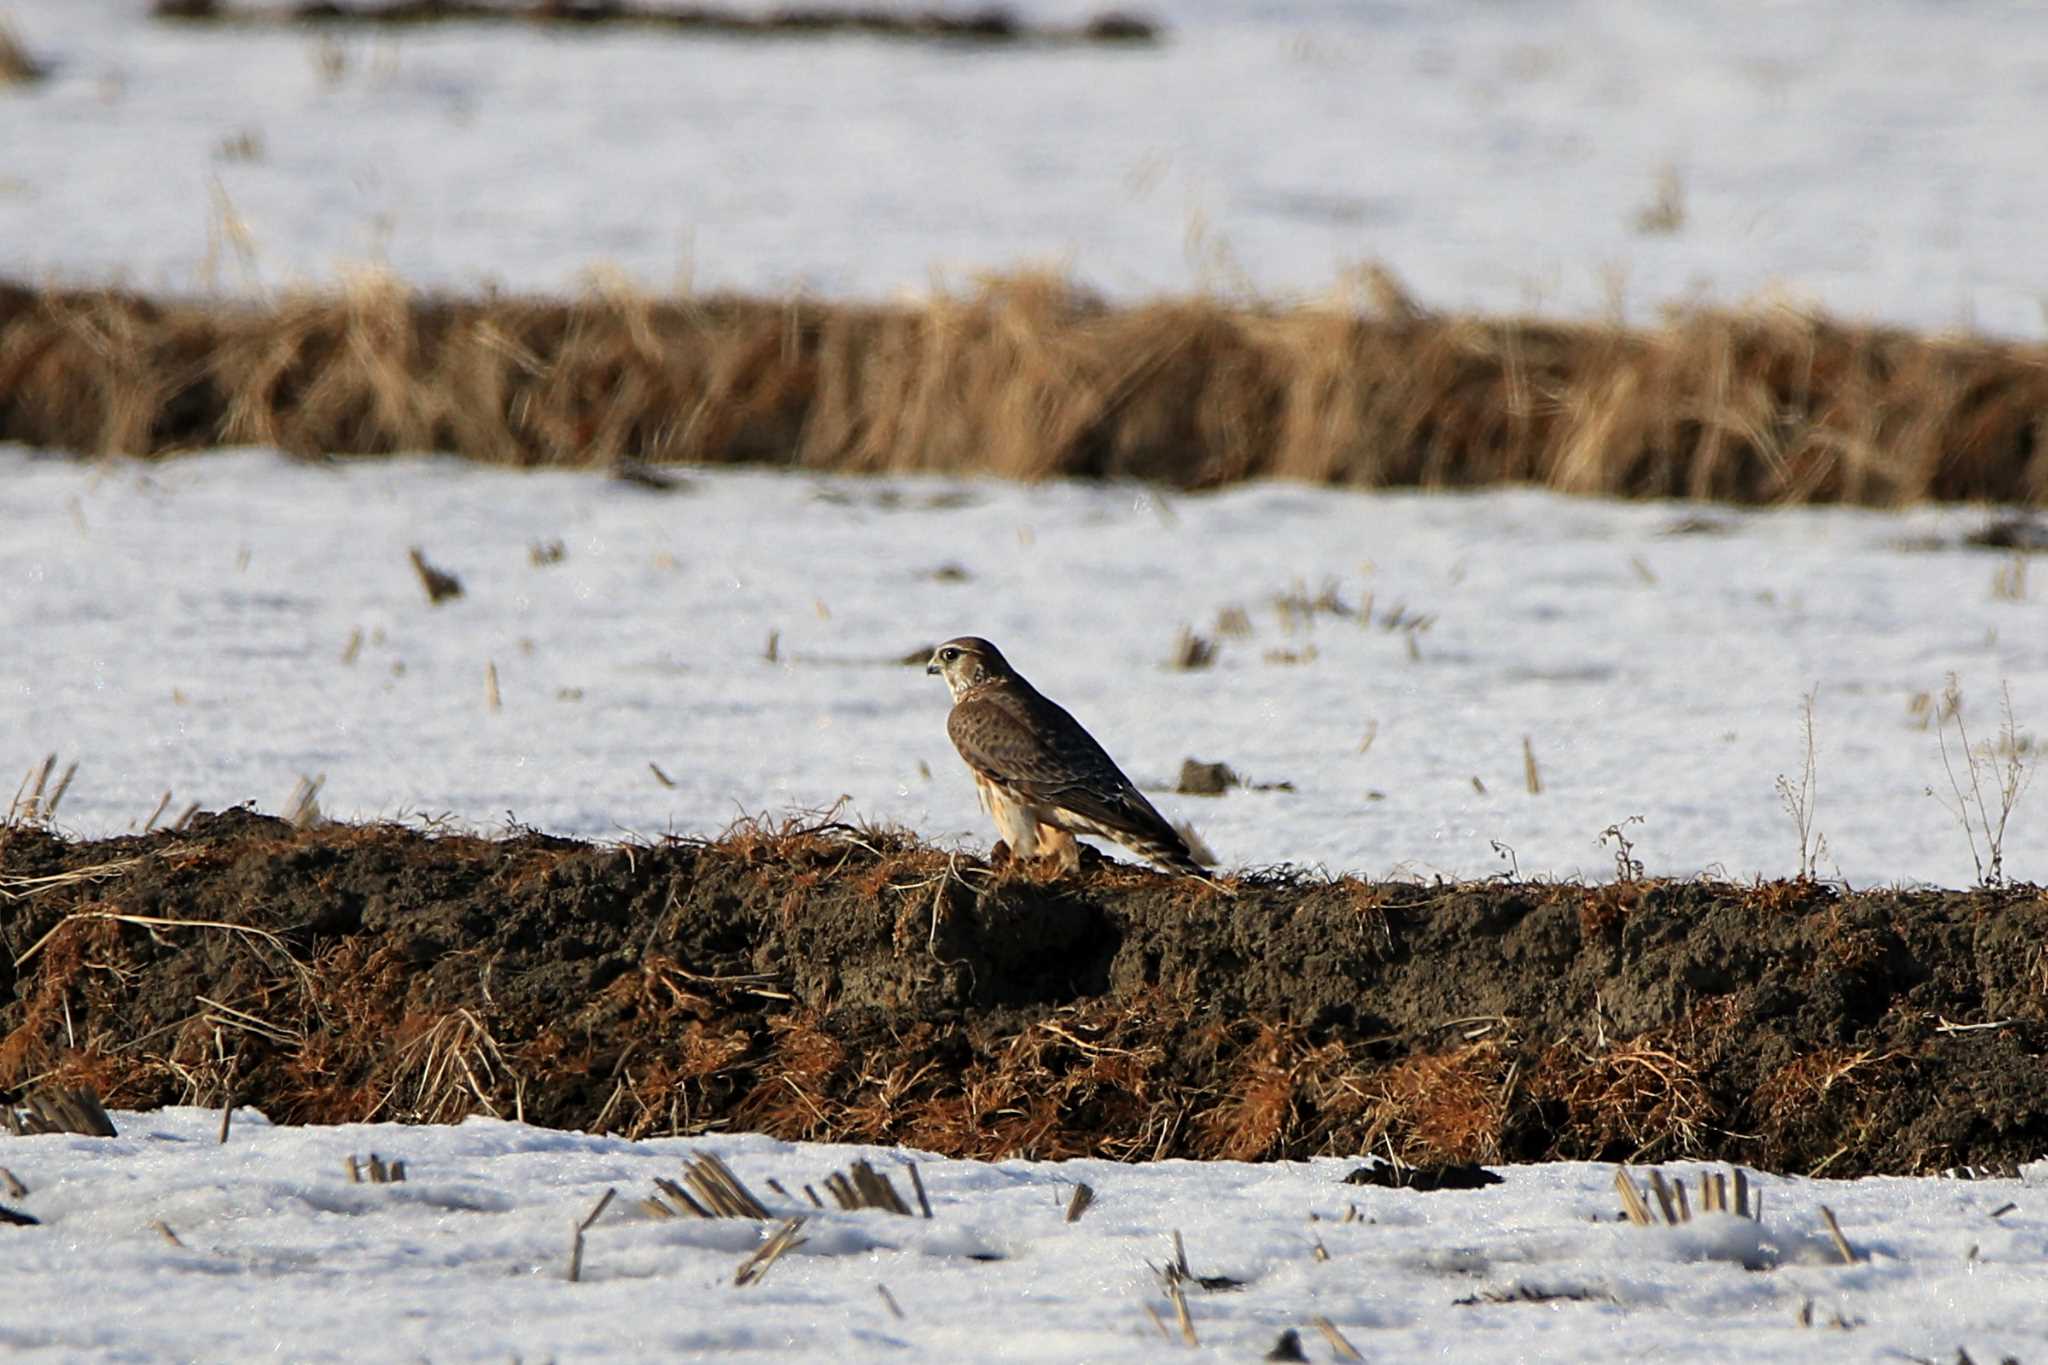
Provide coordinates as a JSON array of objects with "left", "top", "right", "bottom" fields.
[{"left": 2, "top": 811, "right": 2044, "bottom": 1177}]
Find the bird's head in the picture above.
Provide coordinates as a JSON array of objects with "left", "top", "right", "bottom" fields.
[{"left": 926, "top": 636, "right": 1009, "bottom": 699}]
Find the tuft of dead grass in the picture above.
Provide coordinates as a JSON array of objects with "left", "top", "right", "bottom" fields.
[
  {"left": 3, "top": 274, "right": 2045, "bottom": 504},
  {"left": 1536, "top": 1036, "right": 1715, "bottom": 1162},
  {"left": 1748, "top": 1046, "right": 1900, "bottom": 1173},
  {"left": 376, "top": 1006, "right": 517, "bottom": 1124},
  {"left": 1360, "top": 1040, "right": 1512, "bottom": 1165}
]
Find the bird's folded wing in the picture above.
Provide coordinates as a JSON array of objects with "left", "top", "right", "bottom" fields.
[
  {"left": 947, "top": 697, "right": 1073, "bottom": 789},
  {"left": 1050, "top": 782, "right": 1180, "bottom": 843},
  {"left": 947, "top": 696, "right": 1172, "bottom": 838}
]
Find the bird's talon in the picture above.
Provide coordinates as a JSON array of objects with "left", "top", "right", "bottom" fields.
[{"left": 1028, "top": 854, "right": 1074, "bottom": 882}]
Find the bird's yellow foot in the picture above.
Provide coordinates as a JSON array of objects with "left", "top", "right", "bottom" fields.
[{"left": 1023, "top": 854, "right": 1076, "bottom": 883}]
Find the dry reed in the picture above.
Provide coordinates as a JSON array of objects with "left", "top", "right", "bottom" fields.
[{"left": 3, "top": 274, "right": 2045, "bottom": 504}]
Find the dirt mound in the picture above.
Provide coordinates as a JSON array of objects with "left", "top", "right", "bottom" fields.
[{"left": 2, "top": 811, "right": 2044, "bottom": 1176}]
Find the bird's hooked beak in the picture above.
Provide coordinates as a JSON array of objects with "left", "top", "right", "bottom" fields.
[{"left": 924, "top": 657, "right": 941, "bottom": 676}]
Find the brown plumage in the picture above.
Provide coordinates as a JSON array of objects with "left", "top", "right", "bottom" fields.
[{"left": 925, "top": 637, "right": 1206, "bottom": 877}]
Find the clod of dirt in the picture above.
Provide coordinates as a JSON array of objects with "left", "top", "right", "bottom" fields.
[
  {"left": 1453, "top": 1284, "right": 1613, "bottom": 1307},
  {"left": 1085, "top": 13, "right": 1155, "bottom": 42},
  {"left": 1264, "top": 1329, "right": 1308, "bottom": 1362},
  {"left": 1175, "top": 760, "right": 1292, "bottom": 796},
  {"left": 1344, "top": 1162, "right": 1503, "bottom": 1192},
  {"left": 1176, "top": 759, "right": 1240, "bottom": 796},
  {"left": 3, "top": 813, "right": 2046, "bottom": 1176},
  {"left": 611, "top": 459, "right": 689, "bottom": 493},
  {"left": 1966, "top": 517, "right": 2048, "bottom": 552}
]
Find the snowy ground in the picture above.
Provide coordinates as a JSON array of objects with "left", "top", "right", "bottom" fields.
[
  {"left": 0, "top": 1107, "right": 2040, "bottom": 1362},
  {"left": 5, "top": 1, "right": 2048, "bottom": 335},
  {"left": 3, "top": 447, "right": 2042, "bottom": 888},
  {"left": 7, "top": 7, "right": 2047, "bottom": 1361}
]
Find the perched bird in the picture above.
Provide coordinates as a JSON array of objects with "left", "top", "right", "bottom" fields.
[{"left": 926, "top": 637, "right": 1208, "bottom": 877}]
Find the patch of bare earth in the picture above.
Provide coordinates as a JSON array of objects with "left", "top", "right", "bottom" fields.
[{"left": 2, "top": 811, "right": 2043, "bottom": 1175}]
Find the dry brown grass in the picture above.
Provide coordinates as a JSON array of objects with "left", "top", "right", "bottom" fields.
[
  {"left": 1536, "top": 1035, "right": 1716, "bottom": 1162},
  {"left": 1748, "top": 1046, "right": 1896, "bottom": 1170},
  {"left": 0, "top": 914, "right": 115, "bottom": 1085},
  {"left": 273, "top": 937, "right": 412, "bottom": 1121},
  {"left": 4, "top": 274, "right": 2046, "bottom": 504},
  {"left": 730, "top": 1000, "right": 1528, "bottom": 1167},
  {"left": 1359, "top": 1040, "right": 1512, "bottom": 1165}
]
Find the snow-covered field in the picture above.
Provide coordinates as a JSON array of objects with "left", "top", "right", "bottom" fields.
[
  {"left": 5, "top": 1, "right": 2048, "bottom": 334},
  {"left": 5, "top": 7, "right": 2047, "bottom": 1359},
  {"left": 5, "top": 448, "right": 2041, "bottom": 888},
  {"left": 0, "top": 1106, "right": 2039, "bottom": 1363}
]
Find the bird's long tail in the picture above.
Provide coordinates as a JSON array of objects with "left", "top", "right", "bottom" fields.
[{"left": 1125, "top": 829, "right": 1234, "bottom": 894}]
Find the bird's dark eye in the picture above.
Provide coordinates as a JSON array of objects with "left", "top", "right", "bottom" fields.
[{"left": 940, "top": 647, "right": 959, "bottom": 661}]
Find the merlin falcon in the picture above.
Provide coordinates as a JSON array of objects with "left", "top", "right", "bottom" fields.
[{"left": 926, "top": 637, "right": 1206, "bottom": 877}]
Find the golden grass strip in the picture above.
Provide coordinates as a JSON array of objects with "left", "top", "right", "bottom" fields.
[{"left": 4, "top": 275, "right": 2045, "bottom": 505}]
